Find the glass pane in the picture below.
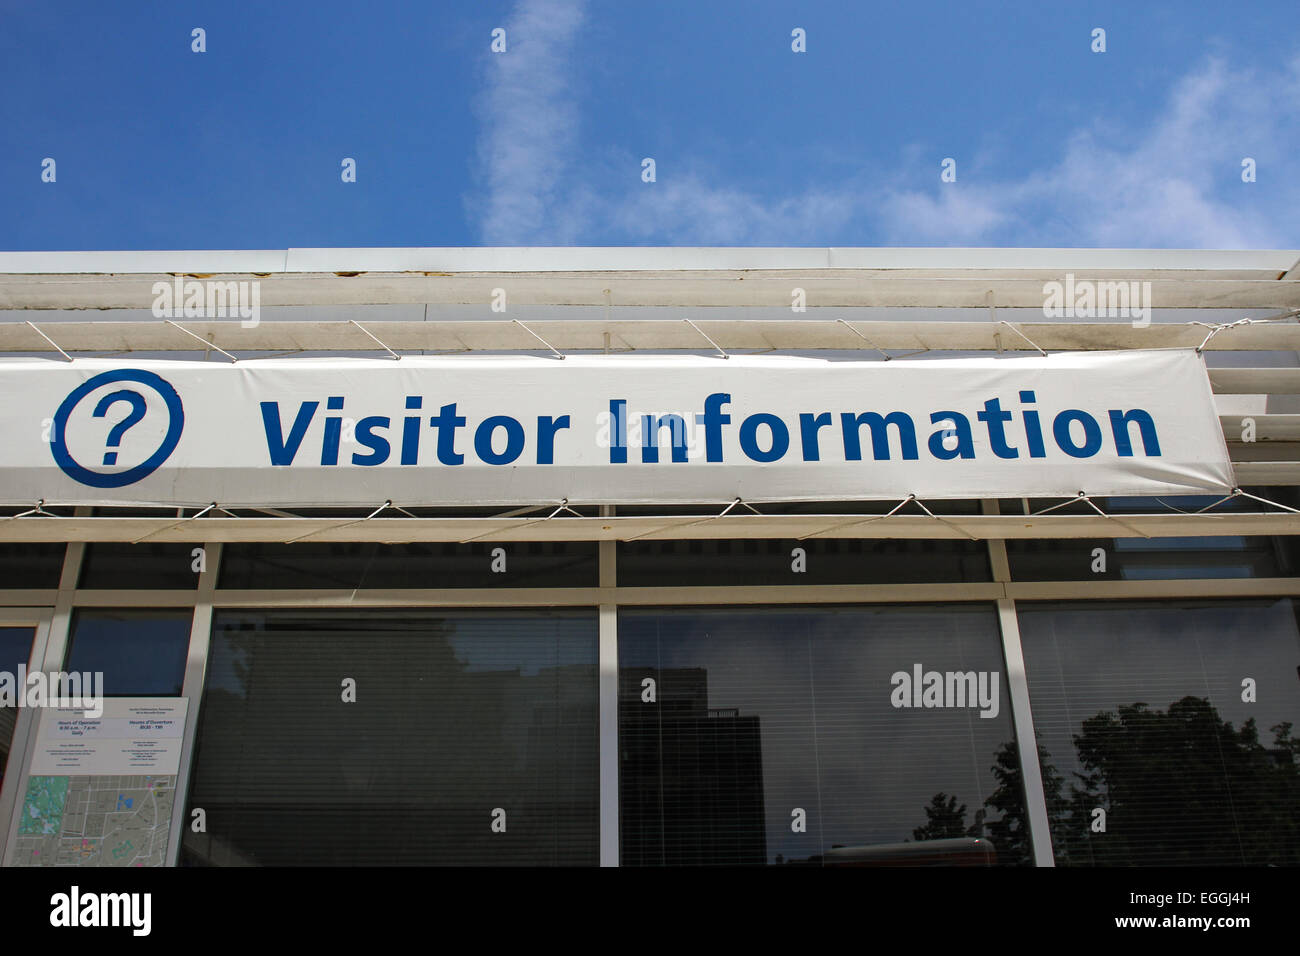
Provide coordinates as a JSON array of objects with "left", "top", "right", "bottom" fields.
[
  {"left": 618, "top": 538, "right": 991, "bottom": 587},
  {"left": 0, "top": 544, "right": 65, "bottom": 588},
  {"left": 78, "top": 543, "right": 201, "bottom": 590},
  {"left": 183, "top": 608, "right": 599, "bottom": 866},
  {"left": 64, "top": 609, "right": 192, "bottom": 697},
  {"left": 217, "top": 542, "right": 598, "bottom": 589},
  {"left": 0, "top": 627, "right": 36, "bottom": 790},
  {"left": 1018, "top": 599, "right": 1300, "bottom": 865},
  {"left": 1006, "top": 536, "right": 1300, "bottom": 581},
  {"left": 1009, "top": 490, "right": 1300, "bottom": 580},
  {"left": 619, "top": 604, "right": 1028, "bottom": 866}
]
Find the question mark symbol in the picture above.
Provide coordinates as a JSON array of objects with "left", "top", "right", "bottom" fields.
[{"left": 92, "top": 390, "right": 148, "bottom": 465}]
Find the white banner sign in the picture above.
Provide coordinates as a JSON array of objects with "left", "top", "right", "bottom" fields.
[{"left": 0, "top": 350, "right": 1233, "bottom": 506}]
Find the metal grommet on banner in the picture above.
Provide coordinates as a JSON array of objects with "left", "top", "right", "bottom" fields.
[
  {"left": 4, "top": 499, "right": 55, "bottom": 519},
  {"left": 1233, "top": 487, "right": 1300, "bottom": 514},
  {"left": 1194, "top": 318, "right": 1254, "bottom": 354}
]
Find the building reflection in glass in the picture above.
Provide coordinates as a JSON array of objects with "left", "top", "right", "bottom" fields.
[{"left": 618, "top": 604, "right": 1029, "bottom": 866}]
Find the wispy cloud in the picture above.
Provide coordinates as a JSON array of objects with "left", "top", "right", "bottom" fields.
[
  {"left": 471, "top": 0, "right": 588, "bottom": 245},
  {"left": 879, "top": 56, "right": 1300, "bottom": 247},
  {"left": 473, "top": 4, "right": 1300, "bottom": 248}
]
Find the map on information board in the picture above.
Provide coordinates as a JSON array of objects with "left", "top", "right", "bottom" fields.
[
  {"left": 5, "top": 698, "right": 188, "bottom": 867},
  {"left": 11, "top": 774, "right": 176, "bottom": 866}
]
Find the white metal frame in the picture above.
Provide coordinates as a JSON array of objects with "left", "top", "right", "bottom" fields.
[
  {"left": 2, "top": 246, "right": 1297, "bottom": 312},
  {"left": 5, "top": 509, "right": 1300, "bottom": 544},
  {"left": 1, "top": 517, "right": 1295, "bottom": 867},
  {"left": 0, "top": 606, "right": 54, "bottom": 866},
  {"left": 164, "top": 543, "right": 219, "bottom": 867},
  {"left": 597, "top": 520, "right": 619, "bottom": 867},
  {"left": 982, "top": 501, "right": 1055, "bottom": 865}
]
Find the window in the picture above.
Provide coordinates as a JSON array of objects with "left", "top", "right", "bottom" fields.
[
  {"left": 79, "top": 543, "right": 201, "bottom": 590},
  {"left": 1006, "top": 537, "right": 1300, "bottom": 581},
  {"left": 64, "top": 609, "right": 192, "bottom": 697},
  {"left": 218, "top": 542, "right": 598, "bottom": 589},
  {"left": 1008, "top": 491, "right": 1300, "bottom": 581},
  {"left": 182, "top": 609, "right": 599, "bottom": 865},
  {"left": 0, "top": 544, "right": 65, "bottom": 589},
  {"left": 0, "top": 627, "right": 35, "bottom": 790},
  {"left": 618, "top": 538, "right": 990, "bottom": 587},
  {"left": 619, "top": 604, "right": 1028, "bottom": 866},
  {"left": 1018, "top": 599, "right": 1300, "bottom": 865}
]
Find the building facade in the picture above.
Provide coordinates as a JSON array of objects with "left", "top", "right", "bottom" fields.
[{"left": 1, "top": 248, "right": 1298, "bottom": 867}]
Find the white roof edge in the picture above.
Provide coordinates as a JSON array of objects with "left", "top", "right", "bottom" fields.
[{"left": 0, "top": 247, "right": 1297, "bottom": 275}]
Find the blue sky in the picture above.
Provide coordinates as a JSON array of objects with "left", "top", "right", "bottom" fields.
[{"left": 2, "top": 0, "right": 1298, "bottom": 250}]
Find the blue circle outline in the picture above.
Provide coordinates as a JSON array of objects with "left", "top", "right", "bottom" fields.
[{"left": 51, "top": 370, "right": 185, "bottom": 488}]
